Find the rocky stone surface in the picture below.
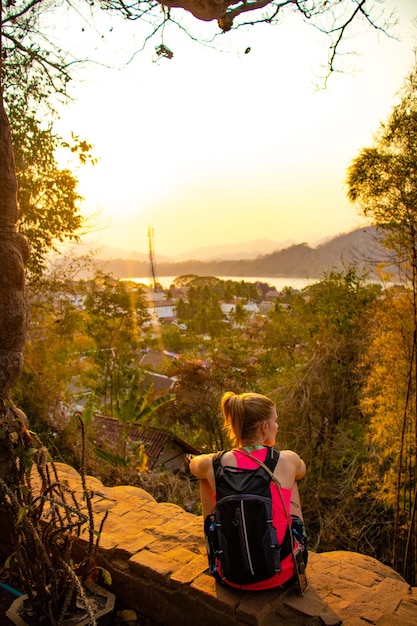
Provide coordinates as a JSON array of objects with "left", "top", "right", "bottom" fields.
[{"left": 27, "top": 464, "right": 417, "bottom": 625}]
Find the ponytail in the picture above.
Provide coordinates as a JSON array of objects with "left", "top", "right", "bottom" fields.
[{"left": 221, "top": 391, "right": 275, "bottom": 447}]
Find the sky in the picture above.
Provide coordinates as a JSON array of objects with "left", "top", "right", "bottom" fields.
[{"left": 54, "top": 0, "right": 417, "bottom": 259}]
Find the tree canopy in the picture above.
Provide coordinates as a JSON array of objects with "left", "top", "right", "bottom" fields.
[
  {"left": 9, "top": 101, "right": 95, "bottom": 276},
  {"left": 347, "top": 61, "right": 417, "bottom": 586},
  {"left": 0, "top": 0, "right": 394, "bottom": 102},
  {"left": 347, "top": 64, "right": 417, "bottom": 281}
]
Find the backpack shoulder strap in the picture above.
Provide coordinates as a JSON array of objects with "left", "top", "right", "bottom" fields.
[
  {"left": 212, "top": 451, "right": 226, "bottom": 476},
  {"left": 213, "top": 447, "right": 279, "bottom": 477},
  {"left": 264, "top": 446, "right": 280, "bottom": 473}
]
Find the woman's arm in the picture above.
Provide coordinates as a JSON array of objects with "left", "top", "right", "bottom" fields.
[
  {"left": 294, "top": 454, "right": 306, "bottom": 481},
  {"left": 277, "top": 451, "right": 306, "bottom": 519},
  {"left": 275, "top": 450, "right": 306, "bottom": 489},
  {"left": 190, "top": 453, "right": 216, "bottom": 518}
]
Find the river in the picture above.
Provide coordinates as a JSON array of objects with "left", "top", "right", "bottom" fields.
[{"left": 126, "top": 276, "right": 317, "bottom": 291}]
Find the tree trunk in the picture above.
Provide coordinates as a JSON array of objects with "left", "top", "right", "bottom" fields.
[
  {"left": 0, "top": 95, "right": 31, "bottom": 481},
  {"left": 0, "top": 98, "right": 30, "bottom": 399}
]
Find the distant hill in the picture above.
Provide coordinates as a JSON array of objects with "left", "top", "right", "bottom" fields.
[
  {"left": 75, "top": 242, "right": 173, "bottom": 263},
  {"left": 97, "top": 227, "right": 387, "bottom": 280},
  {"left": 79, "top": 238, "right": 293, "bottom": 263},
  {"left": 173, "top": 239, "right": 295, "bottom": 261}
]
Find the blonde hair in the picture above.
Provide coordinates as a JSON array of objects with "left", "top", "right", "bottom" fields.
[{"left": 221, "top": 391, "right": 275, "bottom": 447}]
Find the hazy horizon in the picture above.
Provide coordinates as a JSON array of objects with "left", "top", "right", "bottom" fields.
[{"left": 69, "top": 224, "right": 369, "bottom": 264}]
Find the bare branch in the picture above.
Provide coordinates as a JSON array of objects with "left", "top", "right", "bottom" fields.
[
  {"left": 0, "top": 0, "right": 399, "bottom": 117},
  {"left": 107, "top": 0, "right": 396, "bottom": 77},
  {"left": 2, "top": 0, "right": 44, "bottom": 25}
]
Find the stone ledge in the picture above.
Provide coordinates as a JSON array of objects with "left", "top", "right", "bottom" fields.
[{"left": 12, "top": 463, "right": 417, "bottom": 626}]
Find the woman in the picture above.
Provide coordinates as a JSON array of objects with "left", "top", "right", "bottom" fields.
[{"left": 190, "top": 391, "right": 307, "bottom": 590}]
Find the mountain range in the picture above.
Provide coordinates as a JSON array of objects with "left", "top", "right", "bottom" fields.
[
  {"left": 82, "top": 238, "right": 297, "bottom": 263},
  {"left": 89, "top": 226, "right": 390, "bottom": 280},
  {"left": 171, "top": 239, "right": 297, "bottom": 261}
]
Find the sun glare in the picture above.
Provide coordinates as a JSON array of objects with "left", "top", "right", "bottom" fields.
[{"left": 53, "top": 0, "right": 417, "bottom": 257}]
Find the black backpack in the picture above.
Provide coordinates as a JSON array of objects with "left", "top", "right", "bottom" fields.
[{"left": 204, "top": 446, "right": 292, "bottom": 586}]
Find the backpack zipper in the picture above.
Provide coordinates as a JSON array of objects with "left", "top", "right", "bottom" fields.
[{"left": 240, "top": 500, "right": 255, "bottom": 576}]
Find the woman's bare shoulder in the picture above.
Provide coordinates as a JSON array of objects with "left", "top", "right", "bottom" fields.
[
  {"left": 278, "top": 449, "right": 306, "bottom": 479},
  {"left": 189, "top": 452, "right": 216, "bottom": 478},
  {"left": 279, "top": 449, "right": 302, "bottom": 461},
  {"left": 220, "top": 450, "right": 237, "bottom": 466}
]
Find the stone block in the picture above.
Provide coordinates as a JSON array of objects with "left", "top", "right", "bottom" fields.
[
  {"left": 377, "top": 616, "right": 417, "bottom": 626},
  {"left": 236, "top": 589, "right": 284, "bottom": 626},
  {"left": 107, "top": 485, "right": 156, "bottom": 502},
  {"left": 86, "top": 476, "right": 112, "bottom": 494},
  {"left": 91, "top": 498, "right": 117, "bottom": 514},
  {"left": 336, "top": 563, "right": 380, "bottom": 588},
  {"left": 394, "top": 599, "right": 417, "bottom": 624},
  {"left": 159, "top": 545, "right": 197, "bottom": 563},
  {"left": 107, "top": 509, "right": 164, "bottom": 533},
  {"left": 105, "top": 531, "right": 157, "bottom": 557},
  {"left": 320, "top": 611, "right": 344, "bottom": 626},
  {"left": 129, "top": 549, "right": 179, "bottom": 583},
  {"left": 155, "top": 517, "right": 195, "bottom": 535},
  {"left": 170, "top": 554, "right": 208, "bottom": 585},
  {"left": 96, "top": 533, "right": 120, "bottom": 551},
  {"left": 104, "top": 501, "right": 141, "bottom": 516},
  {"left": 98, "top": 514, "right": 125, "bottom": 534},
  {"left": 190, "top": 573, "right": 240, "bottom": 614},
  {"left": 155, "top": 502, "right": 192, "bottom": 517},
  {"left": 142, "top": 502, "right": 180, "bottom": 522},
  {"left": 371, "top": 577, "right": 408, "bottom": 614},
  {"left": 282, "top": 588, "right": 342, "bottom": 626},
  {"left": 169, "top": 524, "right": 206, "bottom": 553}
]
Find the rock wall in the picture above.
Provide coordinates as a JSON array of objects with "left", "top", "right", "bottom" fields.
[{"left": 9, "top": 464, "right": 417, "bottom": 625}]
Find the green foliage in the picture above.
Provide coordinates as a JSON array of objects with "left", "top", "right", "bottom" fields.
[
  {"left": 347, "top": 64, "right": 417, "bottom": 584},
  {"left": 357, "top": 288, "right": 416, "bottom": 573},
  {"left": 114, "top": 374, "right": 175, "bottom": 426},
  {"left": 232, "top": 302, "right": 250, "bottom": 325},
  {"left": 286, "top": 270, "right": 378, "bottom": 446},
  {"left": 176, "top": 286, "right": 224, "bottom": 337},
  {"left": 172, "top": 275, "right": 221, "bottom": 289},
  {"left": 85, "top": 273, "right": 149, "bottom": 344},
  {"left": 306, "top": 268, "right": 380, "bottom": 336},
  {"left": 12, "top": 272, "right": 94, "bottom": 461},
  {"left": 174, "top": 275, "right": 262, "bottom": 339},
  {"left": 89, "top": 376, "right": 175, "bottom": 471},
  {"left": 93, "top": 446, "right": 130, "bottom": 468},
  {"left": 81, "top": 393, "right": 96, "bottom": 430},
  {"left": 160, "top": 324, "right": 194, "bottom": 353},
  {"left": 347, "top": 63, "right": 417, "bottom": 279},
  {"left": 6, "top": 99, "right": 95, "bottom": 277},
  {"left": 84, "top": 272, "right": 151, "bottom": 414},
  {"left": 1, "top": 28, "right": 96, "bottom": 276},
  {"left": 162, "top": 360, "right": 227, "bottom": 451},
  {"left": 8, "top": 103, "right": 90, "bottom": 275},
  {"left": 1, "top": 0, "right": 72, "bottom": 102},
  {"left": 222, "top": 279, "right": 260, "bottom": 301}
]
